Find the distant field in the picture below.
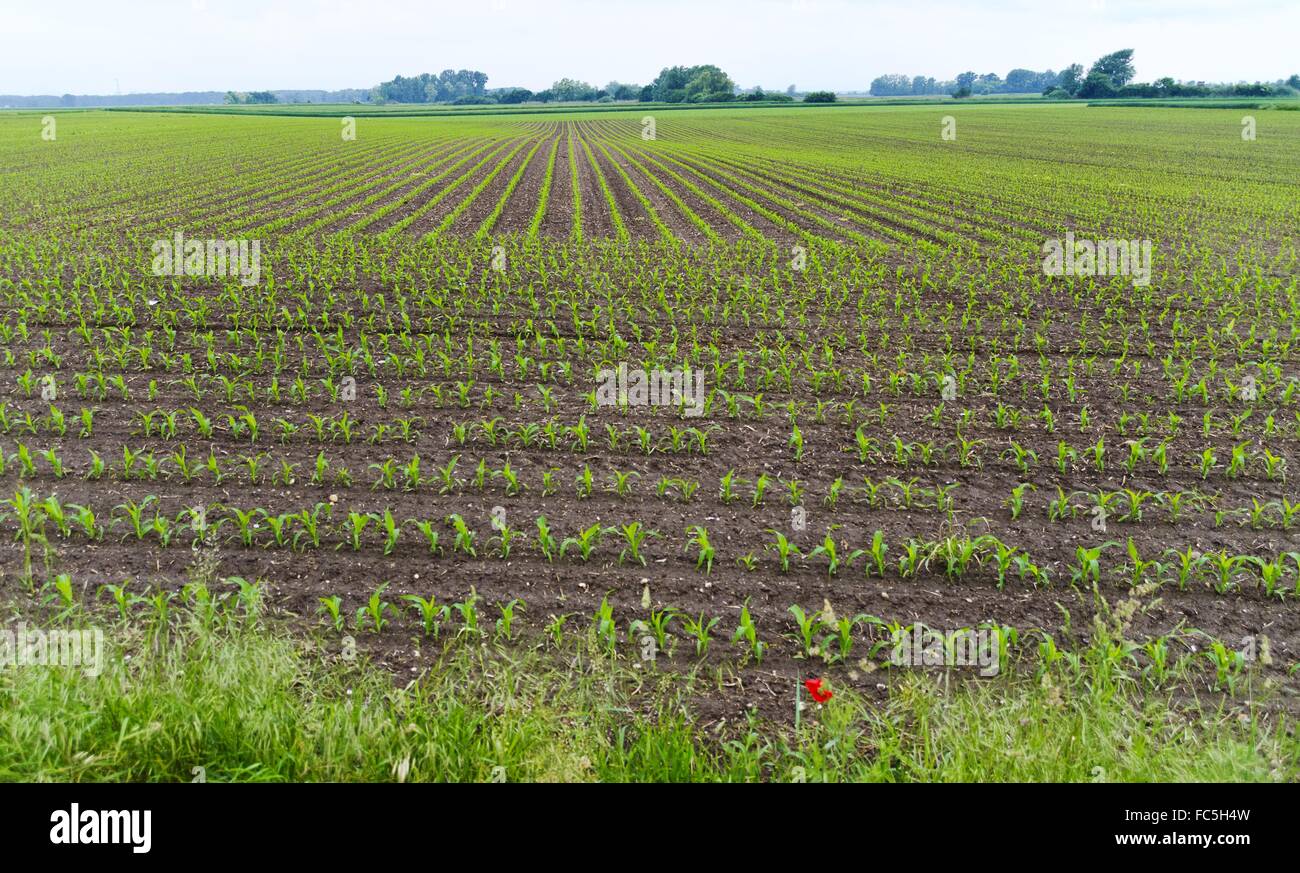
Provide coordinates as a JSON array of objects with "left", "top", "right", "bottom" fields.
[
  {"left": 6, "top": 103, "right": 1297, "bottom": 244},
  {"left": 1, "top": 102, "right": 1299, "bottom": 780},
  {"left": 9, "top": 92, "right": 1286, "bottom": 118}
]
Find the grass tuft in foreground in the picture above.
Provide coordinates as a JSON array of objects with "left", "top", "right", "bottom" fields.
[{"left": 2, "top": 601, "right": 1295, "bottom": 782}]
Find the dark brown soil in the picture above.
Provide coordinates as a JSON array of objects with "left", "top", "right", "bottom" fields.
[{"left": 3, "top": 269, "right": 1297, "bottom": 728}]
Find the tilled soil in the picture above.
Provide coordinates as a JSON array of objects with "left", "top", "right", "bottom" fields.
[{"left": 3, "top": 288, "right": 1297, "bottom": 726}]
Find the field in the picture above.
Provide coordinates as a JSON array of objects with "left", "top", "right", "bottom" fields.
[{"left": 2, "top": 103, "right": 1299, "bottom": 780}]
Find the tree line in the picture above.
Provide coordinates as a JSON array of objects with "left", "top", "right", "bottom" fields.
[
  {"left": 371, "top": 65, "right": 818, "bottom": 105},
  {"left": 1045, "top": 50, "right": 1299, "bottom": 99},
  {"left": 370, "top": 70, "right": 490, "bottom": 104},
  {"left": 871, "top": 50, "right": 1299, "bottom": 99},
  {"left": 870, "top": 69, "right": 1060, "bottom": 97}
]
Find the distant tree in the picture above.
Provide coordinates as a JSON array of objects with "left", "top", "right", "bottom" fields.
[
  {"left": 684, "top": 66, "right": 735, "bottom": 102},
  {"left": 372, "top": 70, "right": 489, "bottom": 103},
  {"left": 1004, "top": 69, "right": 1041, "bottom": 92},
  {"left": 955, "top": 71, "right": 977, "bottom": 91},
  {"left": 786, "top": 84, "right": 797, "bottom": 96},
  {"left": 1227, "top": 82, "right": 1272, "bottom": 97},
  {"left": 1288, "top": 74, "right": 1300, "bottom": 90},
  {"left": 439, "top": 70, "right": 483, "bottom": 101},
  {"left": 550, "top": 78, "right": 597, "bottom": 102},
  {"left": 803, "top": 90, "right": 837, "bottom": 103},
  {"left": 739, "top": 88, "right": 792, "bottom": 102},
  {"left": 639, "top": 84, "right": 654, "bottom": 101},
  {"left": 223, "top": 90, "right": 277, "bottom": 105},
  {"left": 1077, "top": 70, "right": 1119, "bottom": 98},
  {"left": 649, "top": 65, "right": 735, "bottom": 103},
  {"left": 1089, "top": 50, "right": 1136, "bottom": 87},
  {"left": 378, "top": 74, "right": 417, "bottom": 103},
  {"left": 869, "top": 74, "right": 912, "bottom": 96},
  {"left": 386, "top": 74, "right": 426, "bottom": 103},
  {"left": 1057, "top": 64, "right": 1084, "bottom": 96},
  {"left": 604, "top": 81, "right": 641, "bottom": 101},
  {"left": 650, "top": 65, "right": 692, "bottom": 102},
  {"left": 909, "top": 75, "right": 941, "bottom": 95},
  {"left": 497, "top": 88, "right": 533, "bottom": 104}
]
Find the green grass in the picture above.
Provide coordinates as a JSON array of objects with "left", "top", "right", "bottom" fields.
[
  {"left": 1, "top": 608, "right": 1293, "bottom": 782},
  {"left": 1091, "top": 98, "right": 1300, "bottom": 109},
  {"left": 60, "top": 93, "right": 1295, "bottom": 119},
  {"left": 91, "top": 100, "right": 820, "bottom": 118}
]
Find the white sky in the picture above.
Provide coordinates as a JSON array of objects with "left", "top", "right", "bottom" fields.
[{"left": 1, "top": 0, "right": 1295, "bottom": 95}]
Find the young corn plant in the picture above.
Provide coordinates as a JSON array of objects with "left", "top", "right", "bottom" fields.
[
  {"left": 355, "top": 583, "right": 396, "bottom": 634},
  {"left": 495, "top": 599, "right": 524, "bottom": 642},
  {"left": 446, "top": 514, "right": 478, "bottom": 557},
  {"left": 318, "top": 595, "right": 346, "bottom": 632},
  {"left": 731, "top": 599, "right": 766, "bottom": 663},
  {"left": 377, "top": 509, "right": 401, "bottom": 556},
  {"left": 534, "top": 516, "right": 558, "bottom": 562},
  {"left": 259, "top": 511, "right": 296, "bottom": 550},
  {"left": 453, "top": 588, "right": 482, "bottom": 639},
  {"left": 863, "top": 530, "right": 888, "bottom": 579},
  {"left": 680, "top": 612, "right": 720, "bottom": 658},
  {"left": 341, "top": 511, "right": 371, "bottom": 552},
  {"left": 897, "top": 538, "right": 932, "bottom": 579},
  {"left": 1163, "top": 546, "right": 1208, "bottom": 591},
  {"left": 1204, "top": 639, "right": 1247, "bottom": 695},
  {"left": 806, "top": 530, "right": 863, "bottom": 577},
  {"left": 787, "top": 604, "right": 826, "bottom": 659},
  {"left": 488, "top": 523, "right": 522, "bottom": 559},
  {"left": 574, "top": 464, "right": 594, "bottom": 498},
  {"left": 436, "top": 455, "right": 461, "bottom": 494},
  {"left": 544, "top": 613, "right": 572, "bottom": 649},
  {"left": 606, "top": 469, "right": 638, "bottom": 499},
  {"left": 561, "top": 523, "right": 607, "bottom": 562},
  {"left": 1005, "top": 483, "right": 1035, "bottom": 520},
  {"left": 616, "top": 521, "right": 657, "bottom": 567},
  {"left": 1070, "top": 542, "right": 1120, "bottom": 586},
  {"left": 592, "top": 594, "right": 617, "bottom": 656},
  {"left": 822, "top": 613, "right": 880, "bottom": 664},
  {"left": 788, "top": 423, "right": 805, "bottom": 461},
  {"left": 631, "top": 605, "right": 678, "bottom": 659},
  {"left": 116, "top": 496, "right": 160, "bottom": 542},
  {"left": 294, "top": 503, "right": 330, "bottom": 552},
  {"left": 684, "top": 525, "right": 715, "bottom": 574},
  {"left": 718, "top": 468, "right": 743, "bottom": 504}
]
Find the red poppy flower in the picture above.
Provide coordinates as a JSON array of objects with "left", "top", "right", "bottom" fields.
[{"left": 804, "top": 678, "right": 833, "bottom": 703}]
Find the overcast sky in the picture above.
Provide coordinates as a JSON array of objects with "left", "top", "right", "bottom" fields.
[{"left": 2, "top": 0, "right": 1295, "bottom": 95}]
